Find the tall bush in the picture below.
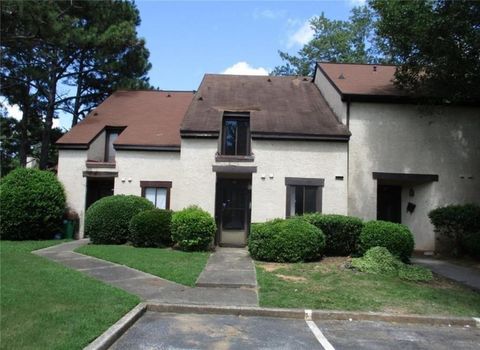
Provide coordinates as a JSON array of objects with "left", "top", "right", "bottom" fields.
[
  {"left": 129, "top": 209, "right": 172, "bottom": 247},
  {"left": 429, "top": 204, "right": 480, "bottom": 257},
  {"left": 302, "top": 213, "right": 363, "bottom": 256},
  {"left": 85, "top": 195, "right": 154, "bottom": 244},
  {"left": 0, "top": 168, "right": 66, "bottom": 240},
  {"left": 171, "top": 206, "right": 216, "bottom": 251},
  {"left": 359, "top": 220, "right": 414, "bottom": 262},
  {"left": 248, "top": 217, "right": 325, "bottom": 262}
]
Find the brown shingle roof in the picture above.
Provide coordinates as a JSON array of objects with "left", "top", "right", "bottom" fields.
[
  {"left": 181, "top": 74, "right": 350, "bottom": 140},
  {"left": 317, "top": 62, "right": 404, "bottom": 97},
  {"left": 57, "top": 90, "right": 194, "bottom": 149}
]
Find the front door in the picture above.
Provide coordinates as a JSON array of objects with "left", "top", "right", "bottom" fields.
[
  {"left": 377, "top": 184, "right": 402, "bottom": 223},
  {"left": 216, "top": 179, "right": 250, "bottom": 246}
]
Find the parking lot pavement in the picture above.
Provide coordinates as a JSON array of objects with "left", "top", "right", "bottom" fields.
[{"left": 110, "top": 311, "right": 480, "bottom": 350}]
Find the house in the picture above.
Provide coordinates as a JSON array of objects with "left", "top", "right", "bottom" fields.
[{"left": 56, "top": 63, "right": 480, "bottom": 251}]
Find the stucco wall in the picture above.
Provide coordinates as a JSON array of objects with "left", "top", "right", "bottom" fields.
[
  {"left": 348, "top": 102, "right": 480, "bottom": 250},
  {"left": 313, "top": 66, "right": 347, "bottom": 125},
  {"left": 57, "top": 149, "right": 88, "bottom": 236},
  {"left": 87, "top": 131, "right": 106, "bottom": 161},
  {"left": 113, "top": 138, "right": 348, "bottom": 221}
]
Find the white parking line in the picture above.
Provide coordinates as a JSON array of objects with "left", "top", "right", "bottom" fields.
[{"left": 305, "top": 309, "right": 335, "bottom": 350}]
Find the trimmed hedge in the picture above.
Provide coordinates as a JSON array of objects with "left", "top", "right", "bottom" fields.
[
  {"left": 171, "top": 206, "right": 216, "bottom": 251},
  {"left": 302, "top": 213, "right": 363, "bottom": 256},
  {"left": 0, "top": 168, "right": 66, "bottom": 240},
  {"left": 248, "top": 217, "right": 326, "bottom": 262},
  {"left": 429, "top": 204, "right": 480, "bottom": 257},
  {"left": 129, "top": 209, "right": 172, "bottom": 247},
  {"left": 359, "top": 220, "right": 414, "bottom": 262},
  {"left": 85, "top": 195, "right": 154, "bottom": 244}
]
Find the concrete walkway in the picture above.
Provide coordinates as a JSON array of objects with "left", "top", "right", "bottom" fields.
[
  {"left": 34, "top": 240, "right": 258, "bottom": 306},
  {"left": 196, "top": 247, "right": 257, "bottom": 288},
  {"left": 412, "top": 257, "right": 480, "bottom": 291}
]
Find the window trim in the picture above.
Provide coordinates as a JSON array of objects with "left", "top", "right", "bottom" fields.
[
  {"left": 285, "top": 177, "right": 324, "bottom": 217},
  {"left": 220, "top": 112, "right": 251, "bottom": 156},
  {"left": 140, "top": 181, "right": 172, "bottom": 209}
]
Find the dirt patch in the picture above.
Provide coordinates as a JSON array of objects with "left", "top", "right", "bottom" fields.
[
  {"left": 275, "top": 274, "right": 307, "bottom": 282},
  {"left": 259, "top": 263, "right": 289, "bottom": 272},
  {"left": 381, "top": 306, "right": 412, "bottom": 315}
]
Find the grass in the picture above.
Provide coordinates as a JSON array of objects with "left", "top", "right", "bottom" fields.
[
  {"left": 76, "top": 244, "right": 210, "bottom": 287},
  {"left": 0, "top": 240, "right": 139, "bottom": 350},
  {"left": 256, "top": 257, "right": 480, "bottom": 316}
]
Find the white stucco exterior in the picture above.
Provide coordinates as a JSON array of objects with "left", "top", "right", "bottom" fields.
[
  {"left": 58, "top": 137, "right": 348, "bottom": 238},
  {"left": 347, "top": 102, "right": 480, "bottom": 250}
]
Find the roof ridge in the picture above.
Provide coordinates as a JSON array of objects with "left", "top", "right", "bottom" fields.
[{"left": 318, "top": 61, "right": 397, "bottom": 68}]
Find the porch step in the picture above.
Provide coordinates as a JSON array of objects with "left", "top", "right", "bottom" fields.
[{"left": 195, "top": 248, "right": 257, "bottom": 289}]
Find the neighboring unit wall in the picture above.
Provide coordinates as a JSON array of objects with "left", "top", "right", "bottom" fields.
[
  {"left": 313, "top": 66, "right": 347, "bottom": 125},
  {"left": 348, "top": 103, "right": 480, "bottom": 250},
  {"left": 57, "top": 149, "right": 88, "bottom": 236}
]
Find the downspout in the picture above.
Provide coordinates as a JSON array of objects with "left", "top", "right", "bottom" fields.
[{"left": 346, "top": 98, "right": 351, "bottom": 215}]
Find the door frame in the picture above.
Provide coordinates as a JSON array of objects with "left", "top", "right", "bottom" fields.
[{"left": 214, "top": 177, "right": 251, "bottom": 247}]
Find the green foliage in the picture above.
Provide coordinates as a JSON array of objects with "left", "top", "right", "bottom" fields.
[
  {"left": 129, "top": 209, "right": 172, "bottom": 248},
  {"left": 248, "top": 217, "right": 326, "bottom": 263},
  {"left": 171, "top": 206, "right": 216, "bottom": 251},
  {"left": 0, "top": 168, "right": 66, "bottom": 240},
  {"left": 272, "top": 5, "right": 385, "bottom": 76},
  {"left": 359, "top": 220, "right": 414, "bottom": 262},
  {"left": 370, "top": 0, "right": 480, "bottom": 103},
  {"left": 351, "top": 246, "right": 432, "bottom": 282},
  {"left": 85, "top": 195, "right": 154, "bottom": 244},
  {"left": 302, "top": 213, "right": 363, "bottom": 256},
  {"left": 1, "top": 0, "right": 151, "bottom": 168},
  {"left": 429, "top": 204, "right": 480, "bottom": 257}
]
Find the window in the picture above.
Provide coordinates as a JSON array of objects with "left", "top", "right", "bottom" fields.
[
  {"left": 221, "top": 113, "right": 250, "bottom": 156},
  {"left": 285, "top": 177, "right": 324, "bottom": 217},
  {"left": 105, "top": 129, "right": 121, "bottom": 162},
  {"left": 140, "top": 181, "right": 172, "bottom": 209}
]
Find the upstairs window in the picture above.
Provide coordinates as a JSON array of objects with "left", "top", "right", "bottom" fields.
[{"left": 221, "top": 112, "right": 250, "bottom": 156}]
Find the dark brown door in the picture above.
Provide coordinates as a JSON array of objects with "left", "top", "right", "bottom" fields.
[
  {"left": 377, "top": 184, "right": 402, "bottom": 223},
  {"left": 216, "top": 179, "right": 250, "bottom": 246},
  {"left": 86, "top": 177, "right": 114, "bottom": 209}
]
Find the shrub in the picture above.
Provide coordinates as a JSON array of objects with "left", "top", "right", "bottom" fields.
[
  {"left": 429, "top": 204, "right": 480, "bottom": 257},
  {"left": 85, "top": 195, "right": 154, "bottom": 244},
  {"left": 248, "top": 217, "right": 326, "bottom": 263},
  {"left": 351, "top": 246, "right": 432, "bottom": 282},
  {"left": 129, "top": 209, "right": 172, "bottom": 247},
  {"left": 171, "top": 206, "right": 216, "bottom": 251},
  {"left": 302, "top": 213, "right": 363, "bottom": 256},
  {"left": 359, "top": 220, "right": 414, "bottom": 262},
  {"left": 0, "top": 168, "right": 66, "bottom": 240}
]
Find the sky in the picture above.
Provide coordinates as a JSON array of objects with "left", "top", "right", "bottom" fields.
[{"left": 4, "top": 0, "right": 363, "bottom": 129}]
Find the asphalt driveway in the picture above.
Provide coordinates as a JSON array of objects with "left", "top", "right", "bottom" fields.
[{"left": 110, "top": 311, "right": 480, "bottom": 350}]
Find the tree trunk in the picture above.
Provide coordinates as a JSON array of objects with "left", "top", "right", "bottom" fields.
[
  {"left": 71, "top": 57, "right": 84, "bottom": 127},
  {"left": 39, "top": 80, "right": 56, "bottom": 170},
  {"left": 18, "top": 108, "right": 29, "bottom": 167}
]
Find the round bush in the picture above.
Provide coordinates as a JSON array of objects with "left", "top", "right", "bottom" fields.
[
  {"left": 85, "top": 195, "right": 154, "bottom": 244},
  {"left": 359, "top": 220, "right": 414, "bottom": 262},
  {"left": 248, "top": 217, "right": 326, "bottom": 262},
  {"left": 171, "top": 206, "right": 216, "bottom": 251},
  {"left": 302, "top": 213, "right": 363, "bottom": 256},
  {"left": 129, "top": 209, "right": 172, "bottom": 247},
  {"left": 0, "top": 168, "right": 66, "bottom": 240}
]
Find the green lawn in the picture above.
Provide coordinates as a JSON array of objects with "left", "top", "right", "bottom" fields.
[
  {"left": 256, "top": 257, "right": 480, "bottom": 316},
  {"left": 76, "top": 244, "right": 210, "bottom": 287},
  {"left": 0, "top": 241, "right": 139, "bottom": 350}
]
